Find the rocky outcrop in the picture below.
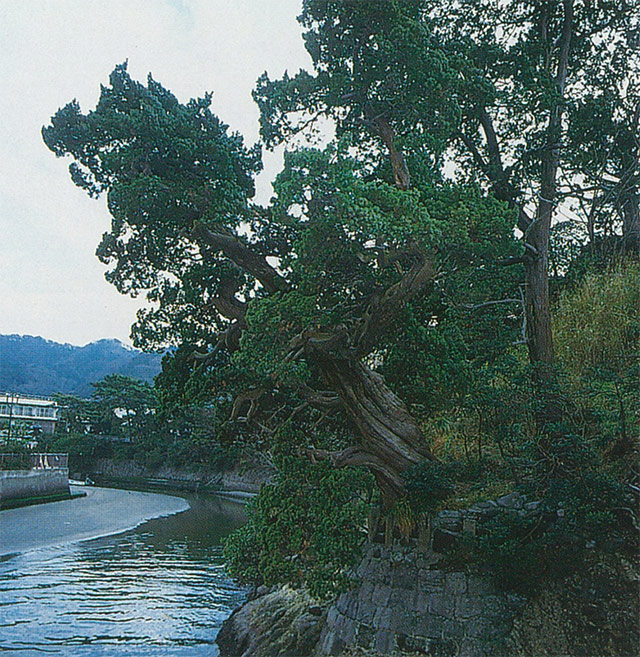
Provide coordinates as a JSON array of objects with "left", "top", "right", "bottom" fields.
[
  {"left": 217, "top": 489, "right": 638, "bottom": 657},
  {"left": 216, "top": 586, "right": 327, "bottom": 657}
]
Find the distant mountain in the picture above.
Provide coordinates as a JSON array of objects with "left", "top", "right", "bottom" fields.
[{"left": 0, "top": 334, "right": 163, "bottom": 397}]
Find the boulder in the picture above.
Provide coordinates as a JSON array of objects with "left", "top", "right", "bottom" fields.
[{"left": 216, "top": 586, "right": 326, "bottom": 657}]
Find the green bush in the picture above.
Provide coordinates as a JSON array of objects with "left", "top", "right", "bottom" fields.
[
  {"left": 40, "top": 433, "right": 113, "bottom": 473},
  {"left": 469, "top": 424, "right": 634, "bottom": 592},
  {"left": 224, "top": 429, "right": 372, "bottom": 599},
  {"left": 405, "top": 460, "right": 454, "bottom": 513}
]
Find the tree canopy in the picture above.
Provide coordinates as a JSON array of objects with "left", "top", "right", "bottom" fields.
[
  {"left": 44, "top": 0, "right": 638, "bottom": 598},
  {"left": 44, "top": 49, "right": 526, "bottom": 503},
  {"left": 256, "top": 0, "right": 639, "bottom": 365}
]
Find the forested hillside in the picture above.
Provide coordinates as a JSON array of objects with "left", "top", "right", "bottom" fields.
[{"left": 0, "top": 334, "right": 161, "bottom": 397}]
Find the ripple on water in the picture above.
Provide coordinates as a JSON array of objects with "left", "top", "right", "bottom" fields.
[{"left": 0, "top": 493, "right": 247, "bottom": 657}]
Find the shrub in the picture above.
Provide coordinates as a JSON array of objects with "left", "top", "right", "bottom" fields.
[{"left": 224, "top": 428, "right": 372, "bottom": 599}]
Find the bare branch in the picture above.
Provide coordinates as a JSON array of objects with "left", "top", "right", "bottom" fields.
[
  {"left": 518, "top": 284, "right": 527, "bottom": 346},
  {"left": 355, "top": 253, "right": 436, "bottom": 356},
  {"left": 478, "top": 107, "right": 506, "bottom": 184},
  {"left": 373, "top": 115, "right": 411, "bottom": 190},
  {"left": 295, "top": 383, "right": 342, "bottom": 410},
  {"left": 208, "top": 294, "right": 246, "bottom": 322},
  {"left": 460, "top": 107, "right": 533, "bottom": 233},
  {"left": 459, "top": 298, "right": 522, "bottom": 311},
  {"left": 192, "top": 223, "right": 289, "bottom": 294},
  {"left": 458, "top": 131, "right": 489, "bottom": 174},
  {"left": 299, "top": 445, "right": 406, "bottom": 497},
  {"left": 499, "top": 255, "right": 525, "bottom": 266},
  {"left": 230, "top": 387, "right": 267, "bottom": 422},
  {"left": 555, "top": 1, "right": 574, "bottom": 95}
]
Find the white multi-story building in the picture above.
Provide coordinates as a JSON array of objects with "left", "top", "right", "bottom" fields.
[{"left": 0, "top": 393, "right": 60, "bottom": 435}]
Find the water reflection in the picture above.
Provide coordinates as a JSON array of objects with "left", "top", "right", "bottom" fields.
[{"left": 0, "top": 493, "right": 247, "bottom": 656}]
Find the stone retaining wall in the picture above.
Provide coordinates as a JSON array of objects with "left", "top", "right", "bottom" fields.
[
  {"left": 316, "top": 545, "right": 525, "bottom": 657},
  {"left": 430, "top": 491, "right": 539, "bottom": 551},
  {"left": 314, "top": 494, "right": 536, "bottom": 656},
  {"left": 218, "top": 489, "right": 636, "bottom": 657}
]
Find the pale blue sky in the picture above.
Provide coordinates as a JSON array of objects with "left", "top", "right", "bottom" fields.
[{"left": 0, "top": 0, "right": 311, "bottom": 346}]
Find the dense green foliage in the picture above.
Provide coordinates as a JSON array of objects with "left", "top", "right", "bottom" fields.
[
  {"left": 44, "top": 370, "right": 236, "bottom": 473},
  {"left": 43, "top": 0, "right": 638, "bottom": 598},
  {"left": 225, "top": 427, "right": 372, "bottom": 599},
  {"left": 434, "top": 263, "right": 639, "bottom": 591},
  {"left": 40, "top": 375, "right": 157, "bottom": 472},
  {"left": 42, "top": 63, "right": 262, "bottom": 350}
]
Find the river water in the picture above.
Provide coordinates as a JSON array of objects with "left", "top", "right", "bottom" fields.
[{"left": 0, "top": 491, "right": 248, "bottom": 656}]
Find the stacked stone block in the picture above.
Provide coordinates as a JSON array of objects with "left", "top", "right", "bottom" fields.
[{"left": 316, "top": 545, "right": 525, "bottom": 657}]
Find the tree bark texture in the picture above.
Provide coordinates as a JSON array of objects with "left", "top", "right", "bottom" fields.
[
  {"left": 310, "top": 356, "right": 435, "bottom": 506},
  {"left": 525, "top": 193, "right": 555, "bottom": 366},
  {"left": 620, "top": 189, "right": 640, "bottom": 254},
  {"left": 524, "top": 0, "right": 573, "bottom": 368}
]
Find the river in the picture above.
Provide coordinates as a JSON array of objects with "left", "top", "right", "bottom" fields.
[{"left": 0, "top": 487, "right": 248, "bottom": 656}]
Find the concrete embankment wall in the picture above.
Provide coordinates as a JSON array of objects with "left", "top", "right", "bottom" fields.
[
  {"left": 87, "top": 458, "right": 273, "bottom": 495},
  {"left": 0, "top": 469, "right": 70, "bottom": 504}
]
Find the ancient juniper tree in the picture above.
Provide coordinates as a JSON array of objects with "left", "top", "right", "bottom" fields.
[{"left": 44, "top": 61, "right": 518, "bottom": 504}]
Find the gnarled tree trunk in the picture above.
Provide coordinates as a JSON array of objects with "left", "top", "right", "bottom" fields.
[
  {"left": 297, "top": 254, "right": 438, "bottom": 506},
  {"left": 307, "top": 351, "right": 434, "bottom": 507}
]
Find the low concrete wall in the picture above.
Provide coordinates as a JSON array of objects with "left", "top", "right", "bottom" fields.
[
  {"left": 88, "top": 458, "right": 273, "bottom": 495},
  {"left": 0, "top": 469, "right": 70, "bottom": 504}
]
